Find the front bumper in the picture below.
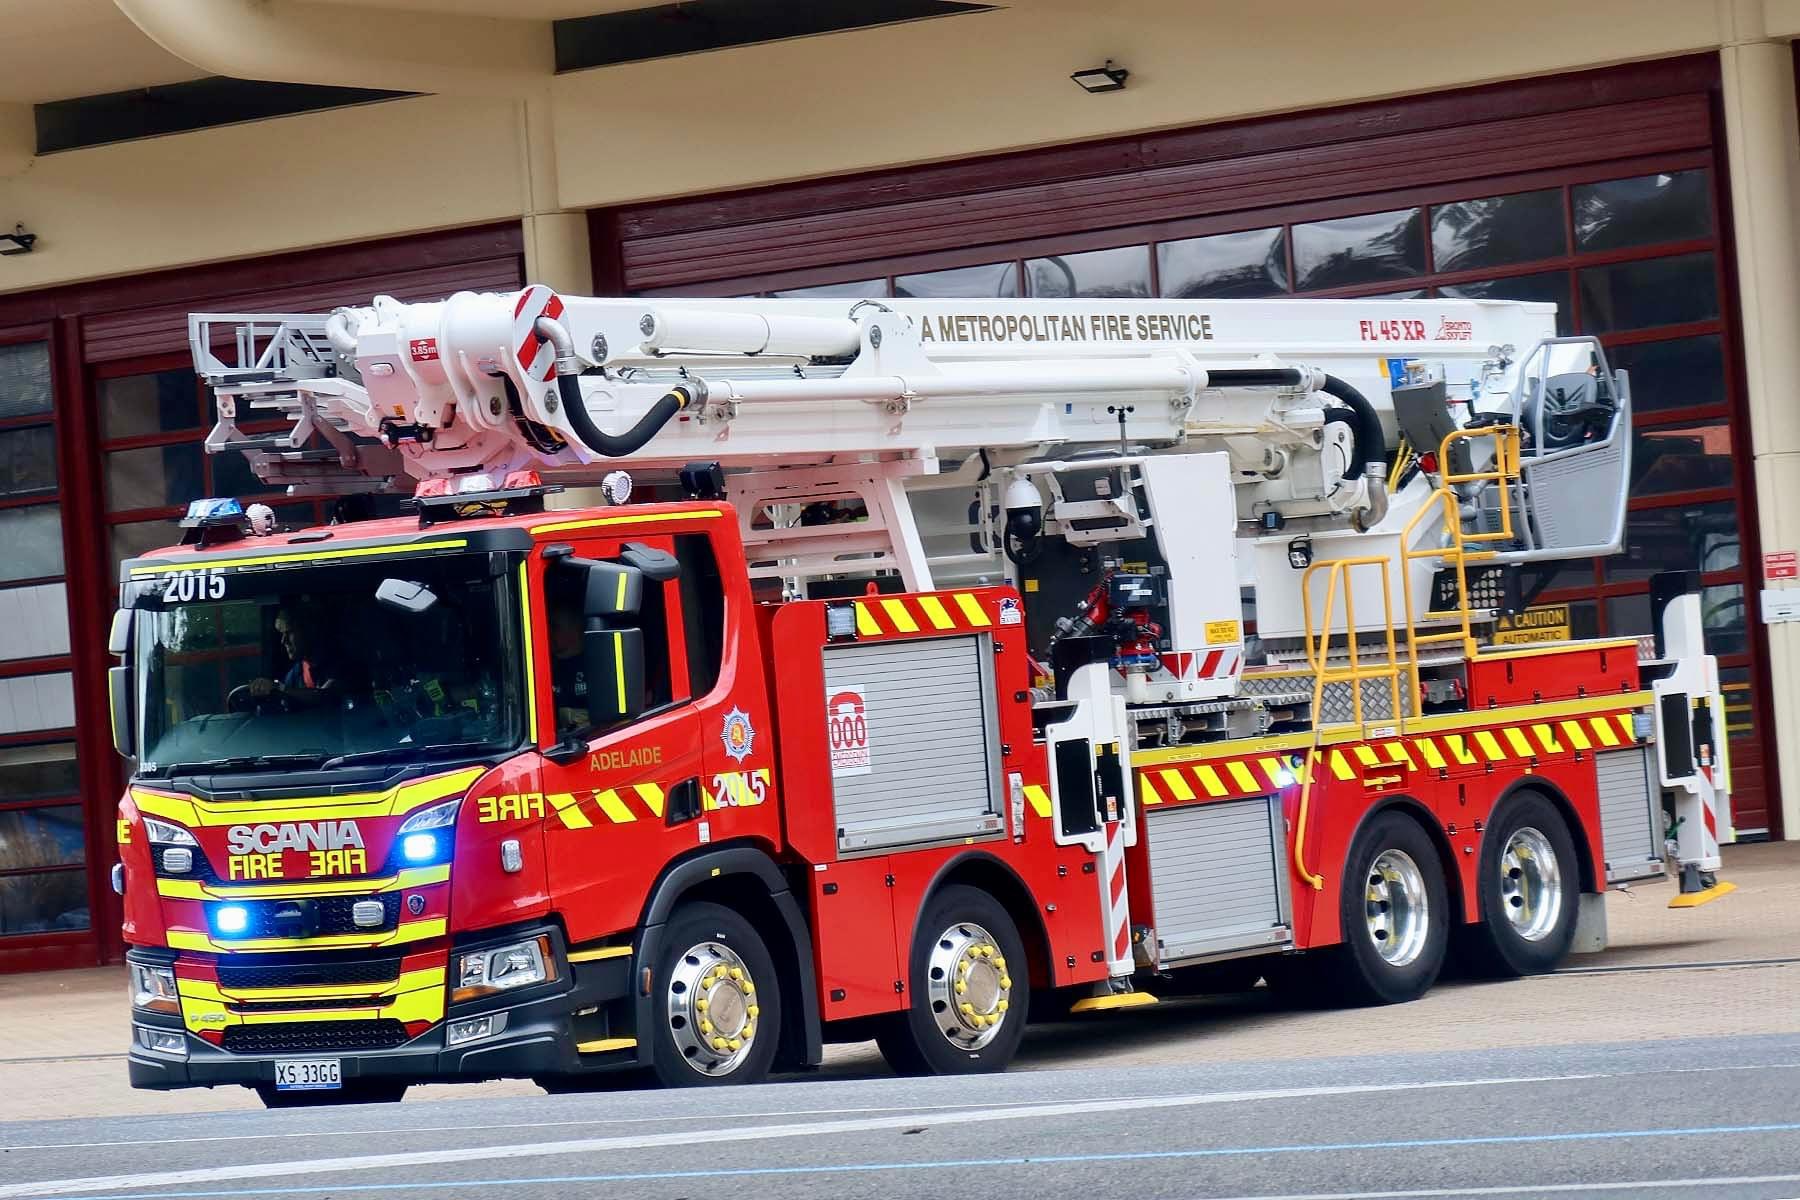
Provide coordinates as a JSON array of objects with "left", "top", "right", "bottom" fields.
[{"left": 127, "top": 934, "right": 637, "bottom": 1090}]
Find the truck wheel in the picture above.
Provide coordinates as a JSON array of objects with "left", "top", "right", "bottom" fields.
[
  {"left": 254, "top": 1080, "right": 406, "bottom": 1108},
  {"left": 650, "top": 901, "right": 781, "bottom": 1088},
  {"left": 1460, "top": 793, "right": 1580, "bottom": 977},
  {"left": 877, "top": 884, "right": 1029, "bottom": 1076},
  {"left": 1328, "top": 810, "right": 1448, "bottom": 1005}
]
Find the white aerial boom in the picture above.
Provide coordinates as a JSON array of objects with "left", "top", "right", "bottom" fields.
[{"left": 191, "top": 288, "right": 1633, "bottom": 704}]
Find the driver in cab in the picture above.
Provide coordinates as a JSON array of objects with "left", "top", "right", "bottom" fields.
[{"left": 248, "top": 604, "right": 338, "bottom": 705}]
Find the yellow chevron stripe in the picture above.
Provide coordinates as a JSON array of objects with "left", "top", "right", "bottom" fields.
[
  {"left": 1195, "top": 765, "right": 1229, "bottom": 797},
  {"left": 1023, "top": 785, "right": 1051, "bottom": 818},
  {"left": 1138, "top": 773, "right": 1163, "bottom": 805},
  {"left": 1259, "top": 757, "right": 1288, "bottom": 789},
  {"left": 881, "top": 598, "right": 920, "bottom": 634},
  {"left": 1417, "top": 738, "right": 1446, "bottom": 770},
  {"left": 1329, "top": 750, "right": 1355, "bottom": 780},
  {"left": 1533, "top": 724, "right": 1565, "bottom": 754},
  {"left": 953, "top": 592, "right": 992, "bottom": 627},
  {"left": 1616, "top": 714, "right": 1636, "bottom": 742},
  {"left": 1227, "top": 761, "right": 1259, "bottom": 793},
  {"left": 1159, "top": 769, "right": 1196, "bottom": 802},
  {"left": 1560, "top": 720, "right": 1592, "bottom": 751},
  {"left": 594, "top": 789, "right": 637, "bottom": 824},
  {"left": 1354, "top": 745, "right": 1381, "bottom": 767},
  {"left": 1475, "top": 730, "right": 1506, "bottom": 760},
  {"left": 635, "top": 782, "right": 665, "bottom": 819},
  {"left": 917, "top": 594, "right": 956, "bottom": 630},
  {"left": 854, "top": 601, "right": 881, "bottom": 636},
  {"left": 1444, "top": 734, "right": 1477, "bottom": 765},
  {"left": 1504, "top": 727, "right": 1534, "bottom": 758},
  {"left": 1590, "top": 716, "right": 1621, "bottom": 747},
  {"left": 547, "top": 791, "right": 592, "bottom": 829},
  {"left": 1385, "top": 742, "right": 1417, "bottom": 770}
]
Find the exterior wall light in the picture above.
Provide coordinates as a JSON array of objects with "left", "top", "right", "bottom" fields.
[
  {"left": 0, "top": 224, "right": 36, "bottom": 256},
  {"left": 1071, "top": 61, "right": 1129, "bottom": 93}
]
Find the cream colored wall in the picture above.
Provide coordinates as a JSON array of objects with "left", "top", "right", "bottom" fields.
[{"left": 0, "top": 93, "right": 530, "bottom": 293}]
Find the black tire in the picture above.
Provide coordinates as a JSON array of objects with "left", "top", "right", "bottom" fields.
[
  {"left": 255, "top": 1079, "right": 406, "bottom": 1108},
  {"left": 648, "top": 901, "right": 781, "bottom": 1088},
  {"left": 1459, "top": 792, "right": 1581, "bottom": 978},
  {"left": 1327, "top": 809, "right": 1449, "bottom": 1005},
  {"left": 877, "top": 884, "right": 1030, "bottom": 1075}
]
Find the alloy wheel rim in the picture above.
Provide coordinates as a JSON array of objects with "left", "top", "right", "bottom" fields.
[
  {"left": 1500, "top": 826, "right": 1563, "bottom": 941},
  {"left": 1365, "top": 848, "right": 1429, "bottom": 967},
  {"left": 666, "top": 941, "right": 760, "bottom": 1076},
  {"left": 924, "top": 921, "right": 1012, "bottom": 1051}
]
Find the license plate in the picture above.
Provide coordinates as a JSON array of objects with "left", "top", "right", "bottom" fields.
[{"left": 274, "top": 1059, "right": 341, "bottom": 1091}]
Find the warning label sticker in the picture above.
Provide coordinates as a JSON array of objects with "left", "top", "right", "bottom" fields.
[
  {"left": 827, "top": 687, "right": 871, "bottom": 776},
  {"left": 1494, "top": 604, "right": 1570, "bottom": 646}
]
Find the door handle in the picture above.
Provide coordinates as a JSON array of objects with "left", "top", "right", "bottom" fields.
[{"left": 666, "top": 777, "right": 702, "bottom": 826}]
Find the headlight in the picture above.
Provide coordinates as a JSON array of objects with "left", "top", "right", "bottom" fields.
[
  {"left": 453, "top": 935, "right": 557, "bottom": 1003},
  {"left": 398, "top": 799, "right": 461, "bottom": 834},
  {"left": 142, "top": 818, "right": 196, "bottom": 846},
  {"left": 130, "top": 963, "right": 179, "bottom": 1014}
]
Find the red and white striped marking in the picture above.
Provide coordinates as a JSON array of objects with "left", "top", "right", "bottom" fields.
[
  {"left": 512, "top": 285, "right": 564, "bottom": 383},
  {"left": 1160, "top": 648, "right": 1241, "bottom": 680},
  {"left": 1097, "top": 819, "right": 1133, "bottom": 976}
]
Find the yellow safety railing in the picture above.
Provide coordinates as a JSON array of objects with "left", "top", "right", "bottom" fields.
[{"left": 1290, "top": 423, "right": 1522, "bottom": 889}]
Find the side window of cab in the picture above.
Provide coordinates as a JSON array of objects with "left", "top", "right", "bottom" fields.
[{"left": 543, "top": 542, "right": 691, "bottom": 743}]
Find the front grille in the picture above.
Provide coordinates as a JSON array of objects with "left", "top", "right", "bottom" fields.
[
  {"left": 222, "top": 1019, "right": 410, "bottom": 1055},
  {"left": 217, "top": 954, "right": 403, "bottom": 990},
  {"left": 228, "top": 996, "right": 385, "bottom": 1014},
  {"left": 228, "top": 893, "right": 402, "bottom": 940}
]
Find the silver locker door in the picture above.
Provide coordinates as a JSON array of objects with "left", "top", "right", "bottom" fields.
[
  {"left": 823, "top": 633, "right": 1002, "bottom": 853},
  {"left": 1145, "top": 796, "right": 1293, "bottom": 964}
]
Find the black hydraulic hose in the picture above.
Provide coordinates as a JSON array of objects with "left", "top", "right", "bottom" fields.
[
  {"left": 556, "top": 371, "right": 694, "bottom": 458},
  {"left": 1199, "top": 368, "right": 1386, "bottom": 480},
  {"left": 1318, "top": 373, "right": 1384, "bottom": 479}
]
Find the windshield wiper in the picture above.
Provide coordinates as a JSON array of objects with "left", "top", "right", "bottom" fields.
[
  {"left": 319, "top": 742, "right": 498, "bottom": 770},
  {"left": 156, "top": 754, "right": 329, "bottom": 777}
]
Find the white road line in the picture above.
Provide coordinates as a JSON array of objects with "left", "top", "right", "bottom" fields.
[
  {"left": 0, "top": 1098, "right": 1098, "bottom": 1153},
  {"left": 0, "top": 1074, "right": 1577, "bottom": 1199},
  {"left": 1197, "top": 1175, "right": 1800, "bottom": 1198}
]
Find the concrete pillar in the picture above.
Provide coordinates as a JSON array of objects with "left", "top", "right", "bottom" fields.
[
  {"left": 1719, "top": 34, "right": 1800, "bottom": 840},
  {"left": 0, "top": 103, "right": 33, "bottom": 178},
  {"left": 523, "top": 210, "right": 593, "bottom": 295}
]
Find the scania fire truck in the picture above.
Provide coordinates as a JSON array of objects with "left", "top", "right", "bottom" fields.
[{"left": 111, "top": 288, "right": 1733, "bottom": 1104}]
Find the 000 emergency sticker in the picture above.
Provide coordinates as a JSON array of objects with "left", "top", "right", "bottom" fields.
[{"left": 827, "top": 687, "right": 872, "bottom": 776}]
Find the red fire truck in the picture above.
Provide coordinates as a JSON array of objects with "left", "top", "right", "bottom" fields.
[{"left": 111, "top": 291, "right": 1732, "bottom": 1104}]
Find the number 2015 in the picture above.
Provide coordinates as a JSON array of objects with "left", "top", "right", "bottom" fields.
[{"left": 164, "top": 571, "right": 225, "bottom": 602}]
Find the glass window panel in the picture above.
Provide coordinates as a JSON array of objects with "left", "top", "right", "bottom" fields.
[
  {"left": 894, "top": 262, "right": 1018, "bottom": 298},
  {"left": 1630, "top": 418, "right": 1735, "bottom": 497},
  {"left": 1604, "top": 336, "right": 1725, "bottom": 414},
  {"left": 0, "top": 505, "right": 63, "bottom": 583},
  {"left": 209, "top": 448, "right": 283, "bottom": 500},
  {"left": 105, "top": 442, "right": 204, "bottom": 512},
  {"left": 110, "top": 519, "right": 182, "bottom": 575},
  {"left": 0, "top": 342, "right": 53, "bottom": 420},
  {"left": 1437, "top": 271, "right": 1573, "bottom": 336},
  {"left": 0, "top": 582, "right": 70, "bottom": 661},
  {"left": 1431, "top": 189, "right": 1566, "bottom": 272},
  {"left": 1720, "top": 666, "right": 1754, "bottom": 738},
  {"left": 1606, "top": 592, "right": 1652, "bottom": 637},
  {"left": 1701, "top": 583, "right": 1747, "bottom": 655},
  {"left": 0, "top": 804, "right": 85, "bottom": 871},
  {"left": 1026, "top": 246, "right": 1150, "bottom": 299},
  {"left": 0, "top": 868, "right": 89, "bottom": 935},
  {"left": 1157, "top": 227, "right": 1287, "bottom": 298},
  {"left": 0, "top": 670, "right": 75, "bottom": 735},
  {"left": 0, "top": 425, "right": 56, "bottom": 499},
  {"left": 1575, "top": 170, "right": 1712, "bottom": 252},
  {"left": 1608, "top": 500, "right": 1739, "bottom": 582},
  {"left": 1578, "top": 253, "right": 1717, "bottom": 333},
  {"left": 1292, "top": 208, "right": 1426, "bottom": 291},
  {"left": 99, "top": 370, "right": 200, "bottom": 441},
  {"left": 0, "top": 742, "right": 77, "bottom": 803},
  {"left": 772, "top": 279, "right": 890, "bottom": 299}
]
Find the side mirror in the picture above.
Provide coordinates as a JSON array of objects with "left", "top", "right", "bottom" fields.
[
  {"left": 584, "top": 626, "right": 646, "bottom": 727},
  {"left": 108, "top": 664, "right": 135, "bottom": 759},
  {"left": 375, "top": 577, "right": 438, "bottom": 613}
]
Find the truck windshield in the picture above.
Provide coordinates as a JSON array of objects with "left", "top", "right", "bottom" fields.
[{"left": 130, "top": 553, "right": 523, "bottom": 777}]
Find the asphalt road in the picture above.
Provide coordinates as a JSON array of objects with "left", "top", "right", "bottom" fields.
[{"left": 5, "top": 1033, "right": 1800, "bottom": 1200}]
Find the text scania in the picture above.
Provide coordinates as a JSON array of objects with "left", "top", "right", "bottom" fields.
[
  {"left": 920, "top": 311, "right": 1214, "bottom": 344},
  {"left": 224, "top": 821, "right": 367, "bottom": 880}
]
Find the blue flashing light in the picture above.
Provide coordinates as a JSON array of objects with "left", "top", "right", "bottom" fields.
[
  {"left": 215, "top": 904, "right": 250, "bottom": 936},
  {"left": 402, "top": 833, "right": 439, "bottom": 864},
  {"left": 181, "top": 497, "right": 245, "bottom": 526}
]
